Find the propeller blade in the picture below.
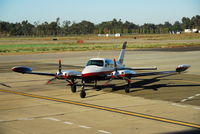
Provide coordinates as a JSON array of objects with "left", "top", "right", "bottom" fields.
[
  {"left": 113, "top": 58, "right": 117, "bottom": 71},
  {"left": 103, "top": 78, "right": 114, "bottom": 86},
  {"left": 123, "top": 77, "right": 132, "bottom": 83},
  {"left": 47, "top": 77, "right": 57, "bottom": 84},
  {"left": 59, "top": 59, "right": 62, "bottom": 74},
  {"left": 113, "top": 58, "right": 119, "bottom": 76}
]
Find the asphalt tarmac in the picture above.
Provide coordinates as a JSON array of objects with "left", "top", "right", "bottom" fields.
[{"left": 0, "top": 48, "right": 200, "bottom": 134}]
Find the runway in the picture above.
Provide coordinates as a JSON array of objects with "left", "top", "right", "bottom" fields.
[{"left": 0, "top": 48, "right": 200, "bottom": 134}]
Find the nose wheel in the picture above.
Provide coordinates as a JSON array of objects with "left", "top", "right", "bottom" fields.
[{"left": 80, "top": 79, "right": 86, "bottom": 98}]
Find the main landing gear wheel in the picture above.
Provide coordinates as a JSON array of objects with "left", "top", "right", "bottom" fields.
[
  {"left": 125, "top": 85, "right": 130, "bottom": 93},
  {"left": 71, "top": 85, "right": 77, "bottom": 93},
  {"left": 80, "top": 90, "right": 86, "bottom": 98}
]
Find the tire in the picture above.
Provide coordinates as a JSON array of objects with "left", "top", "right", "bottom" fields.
[
  {"left": 71, "top": 85, "right": 77, "bottom": 93},
  {"left": 125, "top": 86, "right": 130, "bottom": 93},
  {"left": 80, "top": 90, "right": 86, "bottom": 98}
]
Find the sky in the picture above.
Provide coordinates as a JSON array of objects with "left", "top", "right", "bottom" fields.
[{"left": 0, "top": 0, "right": 200, "bottom": 25}]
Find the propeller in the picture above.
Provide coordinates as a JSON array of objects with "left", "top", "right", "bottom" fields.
[
  {"left": 104, "top": 59, "right": 118, "bottom": 85},
  {"left": 104, "top": 59, "right": 132, "bottom": 86},
  {"left": 47, "top": 59, "right": 63, "bottom": 84},
  {"left": 47, "top": 77, "right": 57, "bottom": 84}
]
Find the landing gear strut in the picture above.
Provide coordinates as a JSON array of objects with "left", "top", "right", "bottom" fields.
[
  {"left": 94, "top": 80, "right": 101, "bottom": 91},
  {"left": 125, "top": 80, "right": 131, "bottom": 93}
]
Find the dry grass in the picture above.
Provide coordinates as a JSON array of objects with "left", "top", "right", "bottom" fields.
[{"left": 0, "top": 33, "right": 200, "bottom": 54}]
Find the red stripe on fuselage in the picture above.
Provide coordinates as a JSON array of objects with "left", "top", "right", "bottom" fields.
[{"left": 82, "top": 71, "right": 112, "bottom": 77}]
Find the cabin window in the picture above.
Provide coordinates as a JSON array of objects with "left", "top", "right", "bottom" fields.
[
  {"left": 105, "top": 60, "right": 114, "bottom": 68},
  {"left": 86, "top": 60, "right": 104, "bottom": 67}
]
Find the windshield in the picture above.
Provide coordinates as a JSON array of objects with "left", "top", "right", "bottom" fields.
[{"left": 86, "top": 60, "right": 104, "bottom": 67}]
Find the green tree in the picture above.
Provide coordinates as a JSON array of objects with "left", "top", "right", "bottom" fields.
[
  {"left": 191, "top": 15, "right": 200, "bottom": 29},
  {"left": 181, "top": 17, "right": 191, "bottom": 29},
  {"left": 21, "top": 20, "right": 34, "bottom": 36},
  {"left": 172, "top": 21, "right": 182, "bottom": 32}
]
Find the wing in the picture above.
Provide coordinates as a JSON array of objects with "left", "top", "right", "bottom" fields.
[
  {"left": 130, "top": 64, "right": 190, "bottom": 78},
  {"left": 131, "top": 70, "right": 176, "bottom": 77},
  {"left": 120, "top": 66, "right": 157, "bottom": 70},
  {"left": 12, "top": 66, "right": 82, "bottom": 79},
  {"left": 12, "top": 66, "right": 55, "bottom": 76}
]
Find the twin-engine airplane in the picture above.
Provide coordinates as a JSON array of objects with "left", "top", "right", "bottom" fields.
[{"left": 12, "top": 42, "right": 190, "bottom": 98}]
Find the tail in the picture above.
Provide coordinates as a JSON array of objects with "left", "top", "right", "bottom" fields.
[{"left": 118, "top": 41, "right": 127, "bottom": 64}]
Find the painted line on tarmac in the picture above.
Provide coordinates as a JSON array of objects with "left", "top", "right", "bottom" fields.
[
  {"left": 42, "top": 117, "right": 60, "bottom": 121},
  {"left": 180, "top": 93, "right": 200, "bottom": 103},
  {"left": 194, "top": 107, "right": 200, "bottom": 110},
  {"left": 98, "top": 130, "right": 111, "bottom": 134},
  {"left": 0, "top": 89, "right": 200, "bottom": 129},
  {"left": 18, "top": 118, "right": 34, "bottom": 121},
  {"left": 63, "top": 121, "right": 74, "bottom": 125},
  {"left": 78, "top": 125, "right": 91, "bottom": 129},
  {"left": 172, "top": 103, "right": 187, "bottom": 108}
]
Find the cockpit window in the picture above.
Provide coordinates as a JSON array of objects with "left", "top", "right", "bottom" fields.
[{"left": 86, "top": 60, "right": 104, "bottom": 67}]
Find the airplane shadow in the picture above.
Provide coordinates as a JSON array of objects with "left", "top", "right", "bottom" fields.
[
  {"left": 79, "top": 78, "right": 200, "bottom": 98},
  {"left": 107, "top": 78, "right": 200, "bottom": 93},
  {"left": 0, "top": 83, "right": 12, "bottom": 88},
  {"left": 83, "top": 73, "right": 200, "bottom": 95}
]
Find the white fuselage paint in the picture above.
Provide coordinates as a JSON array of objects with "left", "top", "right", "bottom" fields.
[{"left": 81, "top": 58, "right": 135, "bottom": 78}]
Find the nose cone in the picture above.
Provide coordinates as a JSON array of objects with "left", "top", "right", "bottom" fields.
[{"left": 82, "top": 66, "right": 103, "bottom": 77}]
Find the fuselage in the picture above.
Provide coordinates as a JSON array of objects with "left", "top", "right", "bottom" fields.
[{"left": 81, "top": 58, "right": 128, "bottom": 80}]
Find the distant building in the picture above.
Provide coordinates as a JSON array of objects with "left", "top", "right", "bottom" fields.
[
  {"left": 192, "top": 29, "right": 198, "bottom": 33},
  {"left": 115, "top": 33, "right": 121, "bottom": 37},
  {"left": 184, "top": 28, "right": 199, "bottom": 33},
  {"left": 184, "top": 29, "right": 192, "bottom": 33},
  {"left": 98, "top": 33, "right": 121, "bottom": 37}
]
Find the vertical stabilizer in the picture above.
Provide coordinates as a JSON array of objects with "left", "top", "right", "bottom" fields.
[{"left": 118, "top": 41, "right": 127, "bottom": 64}]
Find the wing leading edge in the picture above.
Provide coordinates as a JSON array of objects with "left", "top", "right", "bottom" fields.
[
  {"left": 130, "top": 64, "right": 190, "bottom": 78},
  {"left": 11, "top": 66, "right": 81, "bottom": 79},
  {"left": 12, "top": 66, "right": 55, "bottom": 76}
]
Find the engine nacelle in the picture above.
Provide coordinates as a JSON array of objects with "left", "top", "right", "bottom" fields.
[
  {"left": 56, "top": 70, "right": 81, "bottom": 79},
  {"left": 111, "top": 70, "right": 136, "bottom": 76}
]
